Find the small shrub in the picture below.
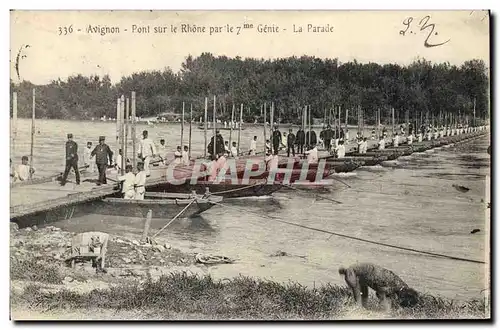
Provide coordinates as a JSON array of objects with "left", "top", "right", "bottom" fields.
[{"left": 11, "top": 258, "right": 64, "bottom": 284}]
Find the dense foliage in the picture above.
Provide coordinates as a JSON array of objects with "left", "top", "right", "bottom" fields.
[{"left": 10, "top": 54, "right": 489, "bottom": 125}]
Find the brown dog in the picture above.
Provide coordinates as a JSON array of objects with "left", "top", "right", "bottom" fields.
[{"left": 339, "top": 263, "right": 419, "bottom": 310}]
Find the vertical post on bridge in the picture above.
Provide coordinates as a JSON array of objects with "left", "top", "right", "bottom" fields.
[
  {"left": 29, "top": 88, "right": 36, "bottom": 179},
  {"left": 204, "top": 97, "right": 208, "bottom": 159},
  {"left": 131, "top": 91, "right": 137, "bottom": 169}
]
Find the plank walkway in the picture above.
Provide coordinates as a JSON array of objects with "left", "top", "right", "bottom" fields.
[
  {"left": 9, "top": 155, "right": 275, "bottom": 219},
  {"left": 10, "top": 164, "right": 197, "bottom": 219},
  {"left": 10, "top": 130, "right": 488, "bottom": 220}
]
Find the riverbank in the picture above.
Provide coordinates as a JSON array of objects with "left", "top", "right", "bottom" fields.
[{"left": 10, "top": 224, "right": 489, "bottom": 320}]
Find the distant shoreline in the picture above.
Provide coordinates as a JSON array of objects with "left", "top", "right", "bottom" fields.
[{"left": 10, "top": 117, "right": 405, "bottom": 129}]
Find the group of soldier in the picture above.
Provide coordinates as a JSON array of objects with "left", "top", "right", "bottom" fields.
[
  {"left": 263, "top": 125, "right": 350, "bottom": 158},
  {"left": 204, "top": 125, "right": 352, "bottom": 171},
  {"left": 59, "top": 133, "right": 115, "bottom": 186},
  {"left": 10, "top": 119, "right": 487, "bottom": 202},
  {"left": 58, "top": 130, "right": 177, "bottom": 189},
  {"left": 205, "top": 121, "right": 488, "bottom": 170}
]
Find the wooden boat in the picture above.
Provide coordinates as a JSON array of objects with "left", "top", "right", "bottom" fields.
[
  {"left": 227, "top": 157, "right": 332, "bottom": 183},
  {"left": 360, "top": 155, "right": 387, "bottom": 166},
  {"left": 385, "top": 146, "right": 413, "bottom": 156},
  {"left": 306, "top": 157, "right": 362, "bottom": 173},
  {"left": 327, "top": 159, "right": 362, "bottom": 173},
  {"left": 411, "top": 143, "right": 431, "bottom": 153},
  {"left": 411, "top": 145, "right": 428, "bottom": 153},
  {"left": 151, "top": 155, "right": 332, "bottom": 197},
  {"left": 321, "top": 154, "right": 387, "bottom": 167},
  {"left": 13, "top": 192, "right": 222, "bottom": 228},
  {"left": 346, "top": 149, "right": 401, "bottom": 161},
  {"left": 144, "top": 156, "right": 295, "bottom": 198},
  {"left": 96, "top": 192, "right": 222, "bottom": 218},
  {"left": 276, "top": 159, "right": 335, "bottom": 180},
  {"left": 150, "top": 179, "right": 284, "bottom": 198},
  {"left": 437, "top": 140, "right": 450, "bottom": 147},
  {"left": 400, "top": 146, "right": 414, "bottom": 156}
]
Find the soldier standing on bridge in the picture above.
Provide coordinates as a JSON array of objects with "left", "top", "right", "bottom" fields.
[
  {"left": 91, "top": 136, "right": 114, "bottom": 186},
  {"left": 324, "top": 125, "right": 334, "bottom": 152},
  {"left": 272, "top": 125, "right": 282, "bottom": 154},
  {"left": 60, "top": 133, "right": 80, "bottom": 186},
  {"left": 139, "top": 130, "right": 157, "bottom": 176},
  {"left": 207, "top": 130, "right": 225, "bottom": 158},
  {"left": 287, "top": 128, "right": 296, "bottom": 157},
  {"left": 308, "top": 129, "right": 317, "bottom": 147},
  {"left": 296, "top": 128, "right": 305, "bottom": 154}
]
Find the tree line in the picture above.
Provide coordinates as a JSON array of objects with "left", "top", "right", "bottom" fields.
[{"left": 10, "top": 53, "right": 489, "bottom": 125}]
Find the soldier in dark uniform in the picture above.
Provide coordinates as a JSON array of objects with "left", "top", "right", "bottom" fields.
[
  {"left": 309, "top": 129, "right": 317, "bottom": 146},
  {"left": 60, "top": 133, "right": 80, "bottom": 186},
  {"left": 287, "top": 128, "right": 296, "bottom": 157},
  {"left": 319, "top": 126, "right": 326, "bottom": 147},
  {"left": 296, "top": 128, "right": 305, "bottom": 154},
  {"left": 207, "top": 130, "right": 225, "bottom": 158},
  {"left": 324, "top": 125, "right": 333, "bottom": 151},
  {"left": 271, "top": 125, "right": 282, "bottom": 154},
  {"left": 91, "top": 136, "right": 114, "bottom": 186}
]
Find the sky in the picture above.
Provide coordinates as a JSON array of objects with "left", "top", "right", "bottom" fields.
[{"left": 10, "top": 10, "right": 490, "bottom": 85}]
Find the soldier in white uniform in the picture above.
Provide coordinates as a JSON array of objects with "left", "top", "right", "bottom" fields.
[
  {"left": 407, "top": 134, "right": 413, "bottom": 145},
  {"left": 15, "top": 156, "right": 35, "bottom": 181},
  {"left": 378, "top": 137, "right": 386, "bottom": 150},
  {"left": 158, "top": 139, "right": 168, "bottom": 165},
  {"left": 117, "top": 165, "right": 136, "bottom": 199},
  {"left": 265, "top": 151, "right": 279, "bottom": 171},
  {"left": 305, "top": 145, "right": 319, "bottom": 164},
  {"left": 230, "top": 141, "right": 239, "bottom": 158},
  {"left": 134, "top": 162, "right": 147, "bottom": 200},
  {"left": 248, "top": 136, "right": 257, "bottom": 156},
  {"left": 361, "top": 137, "right": 368, "bottom": 154},
  {"left": 393, "top": 133, "right": 399, "bottom": 147},
  {"left": 182, "top": 146, "right": 190, "bottom": 166},
  {"left": 139, "top": 130, "right": 157, "bottom": 176},
  {"left": 83, "top": 142, "right": 95, "bottom": 172},
  {"left": 336, "top": 140, "right": 346, "bottom": 158},
  {"left": 173, "top": 146, "right": 182, "bottom": 165}
]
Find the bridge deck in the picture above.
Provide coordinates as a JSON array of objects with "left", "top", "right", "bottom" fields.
[
  {"left": 10, "top": 131, "right": 487, "bottom": 220},
  {"left": 9, "top": 155, "right": 272, "bottom": 219},
  {"left": 9, "top": 164, "right": 199, "bottom": 219}
]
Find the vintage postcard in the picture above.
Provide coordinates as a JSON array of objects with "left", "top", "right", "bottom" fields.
[{"left": 9, "top": 10, "right": 490, "bottom": 321}]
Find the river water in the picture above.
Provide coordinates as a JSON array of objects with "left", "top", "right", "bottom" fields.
[{"left": 10, "top": 119, "right": 490, "bottom": 301}]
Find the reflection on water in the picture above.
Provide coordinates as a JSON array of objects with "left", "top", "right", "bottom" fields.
[
  {"left": 55, "top": 212, "right": 218, "bottom": 241},
  {"left": 11, "top": 119, "right": 490, "bottom": 301},
  {"left": 224, "top": 196, "right": 284, "bottom": 211},
  {"left": 186, "top": 216, "right": 217, "bottom": 234}
]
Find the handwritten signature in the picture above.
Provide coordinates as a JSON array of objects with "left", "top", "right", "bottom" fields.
[{"left": 399, "top": 15, "right": 450, "bottom": 48}]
